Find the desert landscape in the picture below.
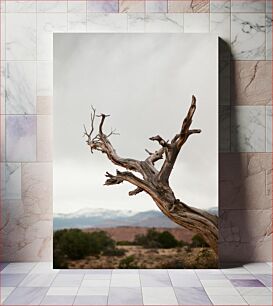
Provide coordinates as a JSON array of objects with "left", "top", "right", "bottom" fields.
[
  {"left": 53, "top": 226, "right": 217, "bottom": 269},
  {"left": 53, "top": 208, "right": 218, "bottom": 269}
]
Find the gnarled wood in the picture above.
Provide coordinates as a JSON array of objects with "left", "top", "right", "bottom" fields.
[{"left": 84, "top": 96, "right": 218, "bottom": 253}]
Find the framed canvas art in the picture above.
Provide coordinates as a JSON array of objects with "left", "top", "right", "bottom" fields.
[{"left": 53, "top": 33, "right": 218, "bottom": 269}]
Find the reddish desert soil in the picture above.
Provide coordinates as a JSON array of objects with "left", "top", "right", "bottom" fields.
[{"left": 82, "top": 226, "right": 194, "bottom": 243}]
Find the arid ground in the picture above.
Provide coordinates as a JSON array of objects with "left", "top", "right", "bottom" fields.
[
  {"left": 67, "top": 245, "right": 217, "bottom": 269},
  {"left": 55, "top": 227, "right": 218, "bottom": 269}
]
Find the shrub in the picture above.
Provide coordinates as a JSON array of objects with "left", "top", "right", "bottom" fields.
[
  {"left": 118, "top": 255, "right": 138, "bottom": 269},
  {"left": 157, "top": 231, "right": 178, "bottom": 248},
  {"left": 134, "top": 229, "right": 179, "bottom": 249},
  {"left": 88, "top": 230, "right": 115, "bottom": 252},
  {"left": 53, "top": 229, "right": 117, "bottom": 262}
]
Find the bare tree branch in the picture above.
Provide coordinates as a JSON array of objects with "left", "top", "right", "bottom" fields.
[
  {"left": 128, "top": 187, "right": 143, "bottom": 196},
  {"left": 145, "top": 147, "right": 164, "bottom": 165},
  {"left": 84, "top": 111, "right": 145, "bottom": 175},
  {"left": 149, "top": 135, "right": 170, "bottom": 148},
  {"left": 157, "top": 95, "right": 201, "bottom": 184},
  {"left": 84, "top": 96, "right": 218, "bottom": 253}
]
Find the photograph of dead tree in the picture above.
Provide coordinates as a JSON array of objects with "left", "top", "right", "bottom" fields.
[{"left": 53, "top": 33, "right": 218, "bottom": 269}]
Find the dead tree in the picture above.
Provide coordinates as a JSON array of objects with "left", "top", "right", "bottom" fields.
[{"left": 84, "top": 96, "right": 218, "bottom": 253}]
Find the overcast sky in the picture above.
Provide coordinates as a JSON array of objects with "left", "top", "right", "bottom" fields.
[{"left": 53, "top": 33, "right": 218, "bottom": 214}]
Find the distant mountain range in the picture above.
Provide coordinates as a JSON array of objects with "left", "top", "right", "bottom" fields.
[{"left": 54, "top": 207, "right": 218, "bottom": 230}]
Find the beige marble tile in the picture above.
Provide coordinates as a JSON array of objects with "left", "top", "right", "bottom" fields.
[
  {"left": 220, "top": 153, "right": 272, "bottom": 210},
  {"left": 231, "top": 61, "right": 272, "bottom": 105},
  {"left": 219, "top": 209, "right": 272, "bottom": 262},
  {"left": 22, "top": 162, "right": 52, "bottom": 217},
  {"left": 0, "top": 199, "right": 49, "bottom": 261},
  {"left": 14, "top": 234, "right": 52, "bottom": 261},
  {"left": 37, "top": 96, "right": 52, "bottom": 115},
  {"left": 0, "top": 200, "right": 25, "bottom": 261},
  {"left": 119, "top": 0, "right": 144, "bottom": 13},
  {"left": 37, "top": 115, "right": 52, "bottom": 162},
  {"left": 168, "top": 0, "right": 209, "bottom": 13}
]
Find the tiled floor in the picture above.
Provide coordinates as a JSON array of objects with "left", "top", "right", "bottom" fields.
[{"left": 0, "top": 262, "right": 272, "bottom": 305}]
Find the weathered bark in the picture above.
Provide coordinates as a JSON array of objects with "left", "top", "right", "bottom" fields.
[{"left": 84, "top": 96, "right": 218, "bottom": 253}]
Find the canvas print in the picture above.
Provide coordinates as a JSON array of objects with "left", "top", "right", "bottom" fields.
[{"left": 53, "top": 33, "right": 218, "bottom": 269}]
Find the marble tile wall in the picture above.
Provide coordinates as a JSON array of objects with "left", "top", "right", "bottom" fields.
[{"left": 0, "top": 0, "right": 272, "bottom": 263}]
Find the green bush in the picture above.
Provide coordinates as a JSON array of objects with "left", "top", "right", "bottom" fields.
[
  {"left": 191, "top": 234, "right": 209, "bottom": 248},
  {"left": 134, "top": 229, "right": 179, "bottom": 249},
  {"left": 54, "top": 229, "right": 91, "bottom": 260},
  {"left": 157, "top": 231, "right": 178, "bottom": 248},
  {"left": 88, "top": 230, "right": 115, "bottom": 252},
  {"left": 134, "top": 229, "right": 160, "bottom": 248},
  {"left": 53, "top": 229, "right": 117, "bottom": 263}
]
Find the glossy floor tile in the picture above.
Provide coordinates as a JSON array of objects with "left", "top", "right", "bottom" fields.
[{"left": 0, "top": 262, "right": 271, "bottom": 305}]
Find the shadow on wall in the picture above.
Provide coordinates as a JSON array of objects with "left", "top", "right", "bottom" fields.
[{"left": 218, "top": 38, "right": 272, "bottom": 267}]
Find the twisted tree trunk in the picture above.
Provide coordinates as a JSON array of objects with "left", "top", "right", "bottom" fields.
[{"left": 84, "top": 96, "right": 218, "bottom": 253}]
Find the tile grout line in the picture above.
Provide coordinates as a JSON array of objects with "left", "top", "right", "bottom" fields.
[
  {"left": 168, "top": 269, "right": 180, "bottom": 306},
  {"left": 106, "top": 269, "right": 113, "bottom": 305},
  {"left": 194, "top": 268, "right": 215, "bottom": 305},
  {"left": 138, "top": 269, "right": 144, "bottom": 306},
  {"left": 71, "top": 270, "right": 84, "bottom": 306}
]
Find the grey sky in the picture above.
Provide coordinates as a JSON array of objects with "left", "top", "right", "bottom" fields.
[{"left": 53, "top": 33, "right": 218, "bottom": 214}]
